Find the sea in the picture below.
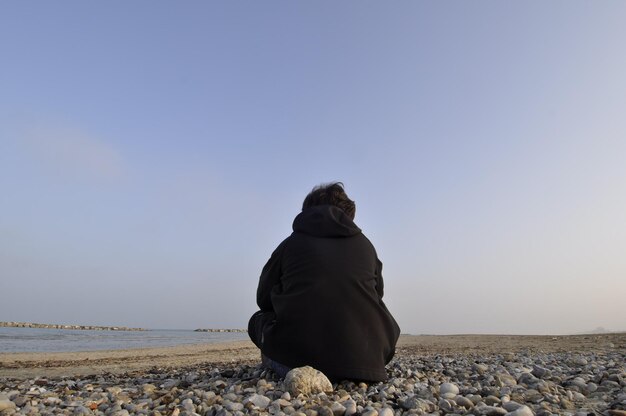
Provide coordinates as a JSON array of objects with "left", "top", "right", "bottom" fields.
[{"left": 0, "top": 327, "right": 249, "bottom": 353}]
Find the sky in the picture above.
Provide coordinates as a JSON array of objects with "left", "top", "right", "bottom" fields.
[{"left": 1, "top": 1, "right": 625, "bottom": 335}]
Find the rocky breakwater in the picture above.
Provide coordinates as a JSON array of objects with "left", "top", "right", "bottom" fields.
[
  {"left": 0, "top": 322, "right": 146, "bottom": 331},
  {"left": 194, "top": 329, "right": 247, "bottom": 333},
  {"left": 0, "top": 345, "right": 624, "bottom": 416}
]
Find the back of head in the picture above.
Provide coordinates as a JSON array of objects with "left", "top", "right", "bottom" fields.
[{"left": 302, "top": 182, "right": 356, "bottom": 220}]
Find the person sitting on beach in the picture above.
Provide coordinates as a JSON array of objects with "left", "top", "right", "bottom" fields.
[{"left": 248, "top": 182, "right": 400, "bottom": 382}]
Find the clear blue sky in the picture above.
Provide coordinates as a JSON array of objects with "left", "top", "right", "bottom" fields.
[{"left": 1, "top": 2, "right": 625, "bottom": 334}]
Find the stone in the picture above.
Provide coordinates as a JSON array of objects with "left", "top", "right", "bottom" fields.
[
  {"left": 534, "top": 381, "right": 551, "bottom": 394},
  {"left": 284, "top": 366, "right": 333, "bottom": 396},
  {"left": 74, "top": 406, "right": 92, "bottom": 415},
  {"left": 485, "top": 396, "right": 501, "bottom": 405},
  {"left": 496, "top": 374, "right": 518, "bottom": 387},
  {"left": 438, "top": 398, "right": 454, "bottom": 413},
  {"left": 275, "top": 399, "right": 292, "bottom": 408},
  {"left": 441, "top": 392, "right": 457, "bottom": 400},
  {"left": 378, "top": 408, "right": 394, "bottom": 416},
  {"left": 182, "top": 398, "right": 196, "bottom": 412},
  {"left": 224, "top": 401, "right": 244, "bottom": 412},
  {"left": 468, "top": 394, "right": 483, "bottom": 405},
  {"left": 13, "top": 397, "right": 28, "bottom": 407},
  {"left": 317, "top": 405, "right": 334, "bottom": 416},
  {"left": 518, "top": 373, "right": 539, "bottom": 386},
  {"left": 506, "top": 405, "right": 534, "bottom": 416},
  {"left": 0, "top": 401, "right": 16, "bottom": 411},
  {"left": 203, "top": 391, "right": 218, "bottom": 405},
  {"left": 330, "top": 402, "right": 346, "bottom": 416},
  {"left": 162, "top": 379, "right": 180, "bottom": 389},
  {"left": 342, "top": 399, "right": 357, "bottom": 416},
  {"left": 440, "top": 383, "right": 460, "bottom": 396},
  {"left": 215, "top": 409, "right": 232, "bottom": 416},
  {"left": 246, "top": 394, "right": 271, "bottom": 409},
  {"left": 531, "top": 366, "right": 550, "bottom": 379},
  {"left": 473, "top": 363, "right": 490, "bottom": 374},
  {"left": 478, "top": 405, "right": 508, "bottom": 415},
  {"left": 455, "top": 396, "right": 474, "bottom": 409},
  {"left": 601, "top": 380, "right": 621, "bottom": 389},
  {"left": 399, "top": 396, "right": 423, "bottom": 410},
  {"left": 142, "top": 383, "right": 157, "bottom": 393},
  {"left": 559, "top": 398, "right": 575, "bottom": 410},
  {"left": 502, "top": 401, "right": 523, "bottom": 412},
  {"left": 570, "top": 377, "right": 587, "bottom": 390}
]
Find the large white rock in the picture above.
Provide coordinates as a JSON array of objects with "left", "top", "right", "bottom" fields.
[
  {"left": 284, "top": 366, "right": 333, "bottom": 395},
  {"left": 439, "top": 382, "right": 459, "bottom": 395}
]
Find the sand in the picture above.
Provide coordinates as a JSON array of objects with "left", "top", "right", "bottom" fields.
[{"left": 1, "top": 333, "right": 624, "bottom": 380}]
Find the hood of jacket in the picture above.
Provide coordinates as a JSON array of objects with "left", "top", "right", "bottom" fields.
[{"left": 292, "top": 205, "right": 361, "bottom": 238}]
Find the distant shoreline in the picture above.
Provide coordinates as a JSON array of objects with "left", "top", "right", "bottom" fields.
[
  {"left": 194, "top": 328, "right": 247, "bottom": 333},
  {"left": 0, "top": 321, "right": 146, "bottom": 331}
]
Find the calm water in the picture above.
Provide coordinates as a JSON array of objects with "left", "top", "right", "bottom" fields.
[{"left": 0, "top": 328, "right": 249, "bottom": 353}]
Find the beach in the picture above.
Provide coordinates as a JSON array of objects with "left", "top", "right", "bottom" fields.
[{"left": 1, "top": 334, "right": 624, "bottom": 415}]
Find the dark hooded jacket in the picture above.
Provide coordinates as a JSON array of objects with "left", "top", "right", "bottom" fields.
[{"left": 255, "top": 205, "right": 400, "bottom": 381}]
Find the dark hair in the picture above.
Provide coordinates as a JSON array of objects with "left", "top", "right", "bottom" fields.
[{"left": 302, "top": 182, "right": 356, "bottom": 220}]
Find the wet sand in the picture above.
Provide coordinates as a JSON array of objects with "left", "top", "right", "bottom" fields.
[{"left": 1, "top": 333, "right": 624, "bottom": 380}]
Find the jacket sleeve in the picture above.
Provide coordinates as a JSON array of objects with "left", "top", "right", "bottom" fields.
[
  {"left": 375, "top": 258, "right": 384, "bottom": 298},
  {"left": 256, "top": 240, "right": 287, "bottom": 311}
]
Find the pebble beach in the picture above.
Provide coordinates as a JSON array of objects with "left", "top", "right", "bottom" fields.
[{"left": 1, "top": 334, "right": 624, "bottom": 416}]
